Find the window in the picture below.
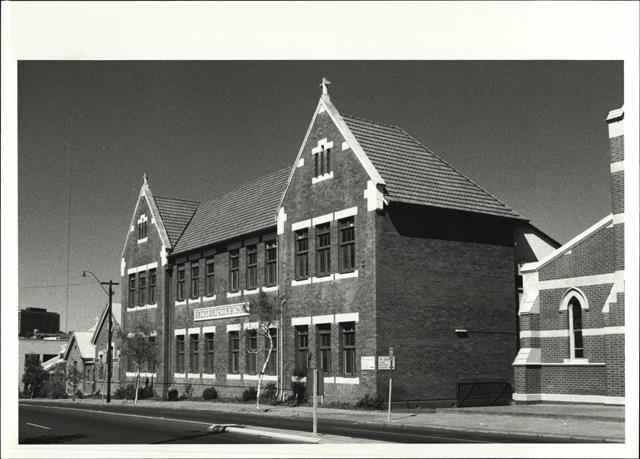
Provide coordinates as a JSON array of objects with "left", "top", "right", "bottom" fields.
[
  {"left": 569, "top": 298, "right": 584, "bottom": 359},
  {"left": 191, "top": 264, "right": 200, "bottom": 299},
  {"left": 205, "top": 333, "right": 215, "bottom": 373},
  {"left": 341, "top": 322, "right": 356, "bottom": 376},
  {"left": 317, "top": 324, "right": 331, "bottom": 375},
  {"left": 247, "top": 330, "right": 258, "bottom": 374},
  {"left": 316, "top": 223, "right": 331, "bottom": 277},
  {"left": 99, "top": 354, "right": 104, "bottom": 380},
  {"left": 176, "top": 335, "right": 185, "bottom": 373},
  {"left": 190, "top": 334, "right": 199, "bottom": 373},
  {"left": 295, "top": 230, "right": 309, "bottom": 280},
  {"left": 138, "top": 215, "right": 147, "bottom": 240},
  {"left": 246, "top": 245, "right": 258, "bottom": 290},
  {"left": 128, "top": 274, "right": 136, "bottom": 306},
  {"left": 295, "top": 326, "right": 309, "bottom": 373},
  {"left": 314, "top": 145, "right": 331, "bottom": 177},
  {"left": 138, "top": 271, "right": 146, "bottom": 305},
  {"left": 205, "top": 258, "right": 215, "bottom": 296},
  {"left": 149, "top": 269, "right": 156, "bottom": 304},
  {"left": 229, "top": 331, "right": 240, "bottom": 373},
  {"left": 265, "top": 241, "right": 277, "bottom": 286},
  {"left": 266, "top": 328, "right": 277, "bottom": 375},
  {"left": 339, "top": 217, "right": 355, "bottom": 272},
  {"left": 229, "top": 250, "right": 240, "bottom": 292},
  {"left": 177, "top": 265, "right": 185, "bottom": 301}
]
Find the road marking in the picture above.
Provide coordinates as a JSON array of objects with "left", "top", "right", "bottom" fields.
[{"left": 26, "top": 422, "right": 51, "bottom": 430}]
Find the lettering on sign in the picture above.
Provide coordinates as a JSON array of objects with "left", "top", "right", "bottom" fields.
[
  {"left": 194, "top": 302, "right": 249, "bottom": 322},
  {"left": 361, "top": 356, "right": 376, "bottom": 370},
  {"left": 378, "top": 356, "right": 393, "bottom": 370}
]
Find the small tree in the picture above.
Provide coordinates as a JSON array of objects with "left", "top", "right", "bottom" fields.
[
  {"left": 121, "top": 321, "right": 158, "bottom": 404},
  {"left": 22, "top": 356, "right": 47, "bottom": 398},
  {"left": 66, "top": 364, "right": 84, "bottom": 400},
  {"left": 248, "top": 291, "right": 280, "bottom": 410}
]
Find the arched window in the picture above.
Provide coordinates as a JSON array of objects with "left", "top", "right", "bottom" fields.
[{"left": 568, "top": 297, "right": 584, "bottom": 359}]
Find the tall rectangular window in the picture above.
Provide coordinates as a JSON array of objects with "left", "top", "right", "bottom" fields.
[
  {"left": 341, "top": 322, "right": 356, "bottom": 376},
  {"left": 190, "top": 333, "right": 199, "bottom": 373},
  {"left": 138, "top": 271, "right": 146, "bottom": 305},
  {"left": 149, "top": 269, "right": 156, "bottom": 304},
  {"left": 317, "top": 324, "right": 332, "bottom": 375},
  {"left": 295, "top": 230, "right": 309, "bottom": 280},
  {"left": 229, "top": 331, "right": 240, "bottom": 373},
  {"left": 246, "top": 245, "right": 258, "bottom": 290},
  {"left": 339, "top": 217, "right": 355, "bottom": 272},
  {"left": 569, "top": 299, "right": 584, "bottom": 359},
  {"left": 295, "top": 326, "right": 309, "bottom": 373},
  {"left": 190, "top": 264, "right": 200, "bottom": 299},
  {"left": 265, "top": 241, "right": 277, "bottom": 286},
  {"left": 246, "top": 330, "right": 258, "bottom": 374},
  {"left": 314, "top": 146, "right": 331, "bottom": 176},
  {"left": 316, "top": 223, "right": 331, "bottom": 277},
  {"left": 205, "top": 258, "right": 215, "bottom": 296},
  {"left": 205, "top": 332, "right": 215, "bottom": 373},
  {"left": 177, "top": 265, "right": 185, "bottom": 301},
  {"left": 138, "top": 217, "right": 147, "bottom": 240},
  {"left": 229, "top": 250, "right": 240, "bottom": 292},
  {"left": 99, "top": 354, "right": 104, "bottom": 380},
  {"left": 176, "top": 335, "right": 185, "bottom": 373},
  {"left": 128, "top": 274, "right": 136, "bottom": 306},
  {"left": 266, "top": 328, "right": 277, "bottom": 375}
]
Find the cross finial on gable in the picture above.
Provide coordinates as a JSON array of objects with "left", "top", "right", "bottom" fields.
[
  {"left": 143, "top": 173, "right": 149, "bottom": 186},
  {"left": 320, "top": 77, "right": 331, "bottom": 96}
]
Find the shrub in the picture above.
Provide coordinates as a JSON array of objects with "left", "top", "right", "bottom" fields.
[
  {"left": 114, "top": 384, "right": 136, "bottom": 400},
  {"left": 356, "top": 394, "right": 384, "bottom": 410},
  {"left": 292, "top": 381, "right": 306, "bottom": 404},
  {"left": 138, "top": 385, "right": 154, "bottom": 400},
  {"left": 242, "top": 387, "right": 257, "bottom": 401},
  {"left": 75, "top": 390, "right": 85, "bottom": 400},
  {"left": 262, "top": 383, "right": 277, "bottom": 402},
  {"left": 202, "top": 387, "right": 218, "bottom": 400},
  {"left": 167, "top": 389, "right": 179, "bottom": 401},
  {"left": 41, "top": 381, "right": 67, "bottom": 399}
]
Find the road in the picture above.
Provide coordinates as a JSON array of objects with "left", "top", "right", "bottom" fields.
[{"left": 19, "top": 401, "right": 582, "bottom": 444}]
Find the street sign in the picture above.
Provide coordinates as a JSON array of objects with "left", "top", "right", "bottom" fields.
[
  {"left": 361, "top": 356, "right": 376, "bottom": 370},
  {"left": 378, "top": 356, "right": 392, "bottom": 370}
]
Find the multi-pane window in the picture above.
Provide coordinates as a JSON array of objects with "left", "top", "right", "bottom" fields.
[
  {"left": 205, "top": 258, "right": 215, "bottom": 296},
  {"left": 316, "top": 223, "right": 331, "bottom": 277},
  {"left": 317, "top": 324, "right": 332, "bottom": 375},
  {"left": 176, "top": 335, "right": 185, "bottom": 373},
  {"left": 339, "top": 217, "right": 355, "bottom": 272},
  {"left": 205, "top": 333, "right": 215, "bottom": 373},
  {"left": 190, "top": 264, "right": 200, "bottom": 299},
  {"left": 295, "top": 326, "right": 309, "bottom": 373},
  {"left": 138, "top": 271, "right": 146, "bottom": 305},
  {"left": 229, "top": 331, "right": 240, "bottom": 373},
  {"left": 569, "top": 298, "right": 584, "bottom": 359},
  {"left": 265, "top": 241, "right": 277, "bottom": 286},
  {"left": 246, "top": 245, "right": 258, "bottom": 290},
  {"left": 128, "top": 274, "right": 136, "bottom": 306},
  {"left": 266, "top": 328, "right": 277, "bottom": 375},
  {"left": 314, "top": 146, "right": 331, "bottom": 177},
  {"left": 295, "top": 230, "right": 309, "bottom": 280},
  {"left": 138, "top": 216, "right": 147, "bottom": 240},
  {"left": 229, "top": 250, "right": 240, "bottom": 292},
  {"left": 149, "top": 269, "right": 156, "bottom": 304},
  {"left": 247, "top": 330, "right": 258, "bottom": 374},
  {"left": 190, "top": 334, "right": 199, "bottom": 373},
  {"left": 177, "top": 265, "right": 185, "bottom": 301},
  {"left": 341, "top": 322, "right": 356, "bottom": 376}
]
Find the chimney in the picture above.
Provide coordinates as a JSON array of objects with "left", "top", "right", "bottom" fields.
[{"left": 606, "top": 107, "right": 624, "bottom": 273}]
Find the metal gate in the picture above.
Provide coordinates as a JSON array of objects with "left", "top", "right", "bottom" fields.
[{"left": 456, "top": 379, "right": 512, "bottom": 407}]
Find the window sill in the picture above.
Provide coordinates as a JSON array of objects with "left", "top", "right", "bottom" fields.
[
  {"left": 137, "top": 237, "right": 148, "bottom": 244},
  {"left": 187, "top": 373, "right": 201, "bottom": 379},
  {"left": 262, "top": 285, "right": 278, "bottom": 292},
  {"left": 243, "top": 288, "right": 259, "bottom": 296},
  {"left": 335, "top": 270, "right": 358, "bottom": 280},
  {"left": 202, "top": 295, "right": 217, "bottom": 303},
  {"left": 227, "top": 291, "right": 242, "bottom": 298},
  {"left": 335, "top": 376, "right": 360, "bottom": 384},
  {"left": 201, "top": 373, "right": 216, "bottom": 380},
  {"left": 174, "top": 372, "right": 187, "bottom": 379},
  {"left": 243, "top": 374, "right": 259, "bottom": 381},
  {"left": 312, "top": 171, "right": 334, "bottom": 184},
  {"left": 291, "top": 278, "right": 311, "bottom": 286},
  {"left": 226, "top": 373, "right": 242, "bottom": 380},
  {"left": 312, "top": 274, "right": 334, "bottom": 284},
  {"left": 127, "top": 303, "right": 158, "bottom": 312},
  {"left": 126, "top": 371, "right": 157, "bottom": 378},
  {"left": 175, "top": 299, "right": 187, "bottom": 306}
]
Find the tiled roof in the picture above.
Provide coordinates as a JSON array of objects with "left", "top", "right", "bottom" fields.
[
  {"left": 172, "top": 168, "right": 290, "bottom": 255},
  {"left": 64, "top": 331, "right": 95, "bottom": 361},
  {"left": 154, "top": 196, "right": 200, "bottom": 246},
  {"left": 342, "top": 115, "right": 522, "bottom": 220}
]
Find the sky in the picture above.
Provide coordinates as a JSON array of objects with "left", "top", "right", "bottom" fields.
[{"left": 16, "top": 60, "right": 623, "bottom": 333}]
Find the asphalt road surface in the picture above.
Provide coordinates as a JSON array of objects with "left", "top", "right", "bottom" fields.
[{"left": 19, "top": 401, "right": 581, "bottom": 444}]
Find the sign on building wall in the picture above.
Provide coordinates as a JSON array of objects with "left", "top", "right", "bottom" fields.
[
  {"left": 378, "top": 356, "right": 395, "bottom": 370},
  {"left": 194, "top": 302, "right": 250, "bottom": 322},
  {"left": 361, "top": 356, "right": 376, "bottom": 370}
]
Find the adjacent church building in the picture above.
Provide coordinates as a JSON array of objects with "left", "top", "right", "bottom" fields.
[{"left": 120, "top": 83, "right": 559, "bottom": 406}]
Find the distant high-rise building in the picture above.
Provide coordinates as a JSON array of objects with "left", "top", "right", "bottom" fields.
[{"left": 18, "top": 307, "right": 61, "bottom": 337}]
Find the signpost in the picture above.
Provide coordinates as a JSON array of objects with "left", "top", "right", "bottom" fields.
[{"left": 387, "top": 347, "right": 394, "bottom": 422}]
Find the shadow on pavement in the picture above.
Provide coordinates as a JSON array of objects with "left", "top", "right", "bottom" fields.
[{"left": 20, "top": 434, "right": 86, "bottom": 444}]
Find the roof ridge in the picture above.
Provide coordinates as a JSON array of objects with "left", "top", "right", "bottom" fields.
[
  {"left": 154, "top": 195, "right": 201, "bottom": 205},
  {"left": 395, "top": 126, "right": 522, "bottom": 219},
  {"left": 200, "top": 167, "right": 290, "bottom": 206}
]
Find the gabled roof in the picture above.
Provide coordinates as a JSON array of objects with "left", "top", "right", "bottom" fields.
[
  {"left": 342, "top": 115, "right": 523, "bottom": 220},
  {"left": 63, "top": 331, "right": 95, "bottom": 361},
  {"left": 90, "top": 303, "right": 122, "bottom": 345},
  {"left": 42, "top": 354, "right": 65, "bottom": 372},
  {"left": 171, "top": 168, "right": 290, "bottom": 255},
  {"left": 154, "top": 196, "right": 200, "bottom": 246}
]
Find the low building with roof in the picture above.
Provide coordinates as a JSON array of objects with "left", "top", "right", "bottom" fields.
[
  {"left": 120, "top": 83, "right": 558, "bottom": 406},
  {"left": 19, "top": 335, "right": 69, "bottom": 392},
  {"left": 512, "top": 108, "right": 625, "bottom": 405},
  {"left": 91, "top": 302, "right": 123, "bottom": 394},
  {"left": 62, "top": 331, "right": 96, "bottom": 394}
]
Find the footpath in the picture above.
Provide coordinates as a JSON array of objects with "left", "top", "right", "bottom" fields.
[{"left": 21, "top": 398, "right": 625, "bottom": 443}]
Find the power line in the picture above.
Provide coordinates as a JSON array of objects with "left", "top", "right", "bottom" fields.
[{"left": 20, "top": 283, "right": 84, "bottom": 290}]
